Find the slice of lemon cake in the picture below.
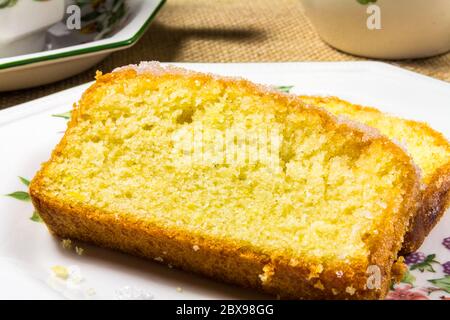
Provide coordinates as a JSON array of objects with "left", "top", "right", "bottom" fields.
[
  {"left": 301, "top": 96, "right": 450, "bottom": 254},
  {"left": 30, "top": 62, "right": 420, "bottom": 299}
]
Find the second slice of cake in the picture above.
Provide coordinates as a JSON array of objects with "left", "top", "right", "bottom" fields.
[{"left": 301, "top": 96, "right": 450, "bottom": 254}]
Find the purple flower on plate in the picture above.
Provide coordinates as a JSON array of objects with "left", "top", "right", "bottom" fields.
[
  {"left": 442, "top": 261, "right": 450, "bottom": 275},
  {"left": 443, "top": 237, "right": 450, "bottom": 250},
  {"left": 405, "top": 252, "right": 426, "bottom": 265}
]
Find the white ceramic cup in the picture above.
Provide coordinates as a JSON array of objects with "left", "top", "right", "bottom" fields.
[
  {"left": 0, "top": 0, "right": 65, "bottom": 58},
  {"left": 301, "top": 0, "right": 450, "bottom": 59}
]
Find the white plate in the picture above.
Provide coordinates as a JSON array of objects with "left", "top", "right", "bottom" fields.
[
  {"left": 0, "top": 62, "right": 449, "bottom": 300},
  {"left": 0, "top": 0, "right": 165, "bottom": 92}
]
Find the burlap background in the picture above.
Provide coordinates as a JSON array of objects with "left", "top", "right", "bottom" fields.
[{"left": 1, "top": 0, "right": 449, "bottom": 109}]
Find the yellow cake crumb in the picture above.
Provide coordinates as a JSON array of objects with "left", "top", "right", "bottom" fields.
[
  {"left": 307, "top": 264, "right": 324, "bottom": 280},
  {"left": 51, "top": 265, "right": 69, "bottom": 280},
  {"left": 346, "top": 286, "right": 356, "bottom": 295},
  {"left": 75, "top": 246, "right": 84, "bottom": 256},
  {"left": 61, "top": 239, "right": 72, "bottom": 250},
  {"left": 259, "top": 264, "right": 275, "bottom": 284},
  {"left": 314, "top": 280, "right": 325, "bottom": 290}
]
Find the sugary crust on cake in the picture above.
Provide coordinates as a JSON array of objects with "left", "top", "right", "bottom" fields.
[
  {"left": 300, "top": 95, "right": 450, "bottom": 254},
  {"left": 113, "top": 62, "right": 419, "bottom": 148},
  {"left": 29, "top": 62, "right": 422, "bottom": 299}
]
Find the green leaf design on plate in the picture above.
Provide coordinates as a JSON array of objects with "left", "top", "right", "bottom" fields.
[
  {"left": 401, "top": 269, "right": 416, "bottom": 285},
  {"left": 410, "top": 254, "right": 440, "bottom": 273},
  {"left": 6, "top": 177, "right": 42, "bottom": 223},
  {"left": 428, "top": 276, "right": 450, "bottom": 294},
  {"left": 6, "top": 191, "right": 30, "bottom": 201},
  {"left": 52, "top": 111, "right": 72, "bottom": 120},
  {"left": 357, "top": 0, "right": 377, "bottom": 4},
  {"left": 275, "top": 85, "right": 294, "bottom": 93},
  {"left": 0, "top": 0, "right": 18, "bottom": 9},
  {"left": 30, "top": 211, "right": 43, "bottom": 223},
  {"left": 76, "top": 0, "right": 92, "bottom": 5},
  {"left": 19, "top": 176, "right": 30, "bottom": 187},
  {"left": 0, "top": 0, "right": 44, "bottom": 9}
]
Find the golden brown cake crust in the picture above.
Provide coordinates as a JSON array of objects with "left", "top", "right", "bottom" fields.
[
  {"left": 401, "top": 163, "right": 450, "bottom": 254},
  {"left": 29, "top": 63, "right": 422, "bottom": 299},
  {"left": 299, "top": 96, "right": 450, "bottom": 254}
]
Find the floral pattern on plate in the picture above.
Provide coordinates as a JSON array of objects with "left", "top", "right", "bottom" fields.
[{"left": 387, "top": 247, "right": 450, "bottom": 300}]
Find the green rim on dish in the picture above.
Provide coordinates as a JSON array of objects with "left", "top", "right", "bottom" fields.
[{"left": 0, "top": 0, "right": 166, "bottom": 70}]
